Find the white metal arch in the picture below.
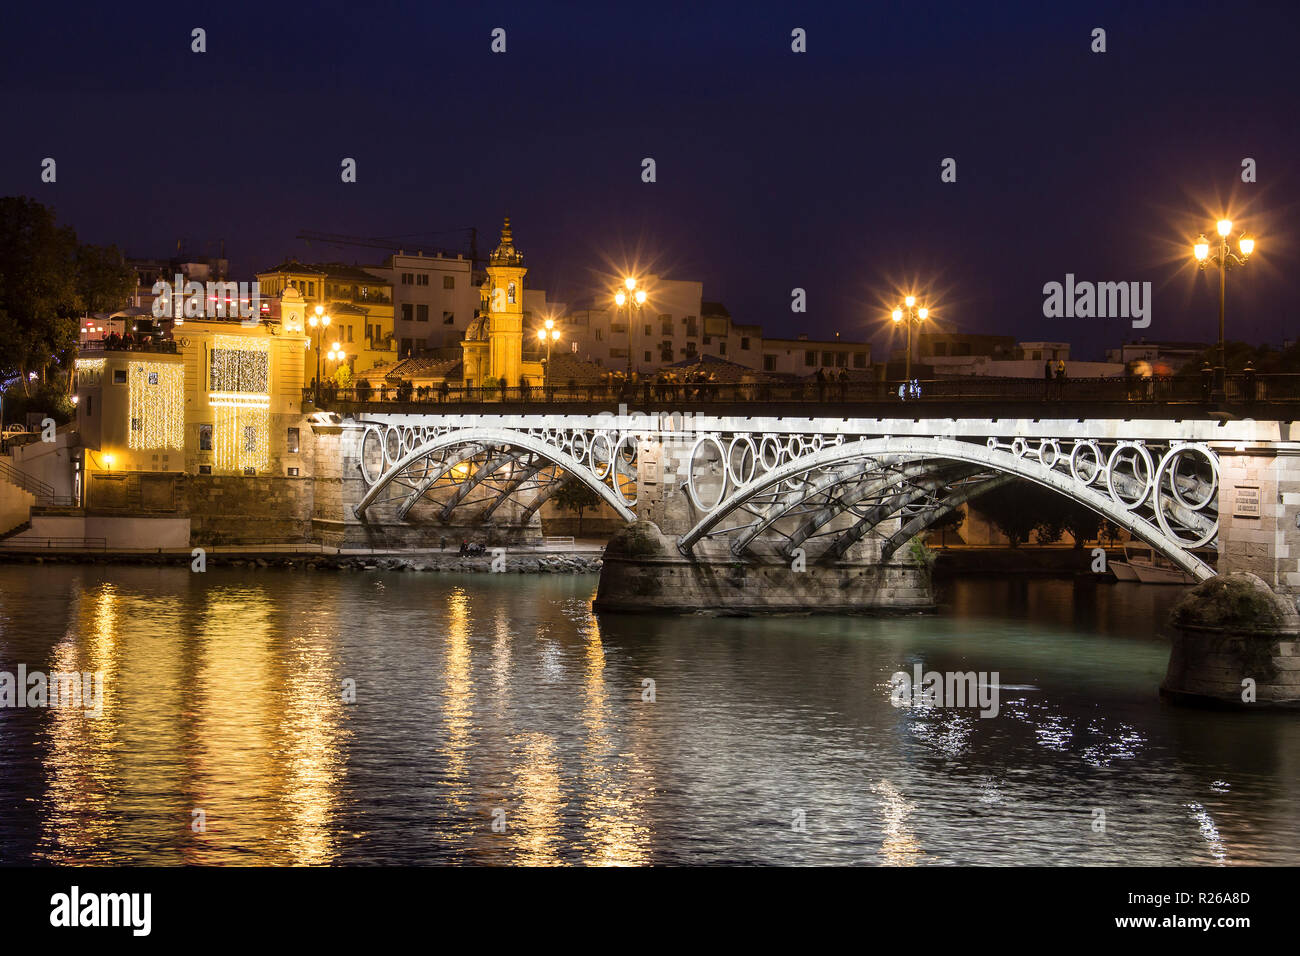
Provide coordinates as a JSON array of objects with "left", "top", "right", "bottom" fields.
[
  {"left": 353, "top": 426, "right": 637, "bottom": 522},
  {"left": 678, "top": 435, "right": 1215, "bottom": 580}
]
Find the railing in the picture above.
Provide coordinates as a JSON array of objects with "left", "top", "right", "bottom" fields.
[
  {"left": 79, "top": 339, "right": 179, "bottom": 354},
  {"left": 304, "top": 373, "right": 1297, "bottom": 409},
  {"left": 543, "top": 536, "right": 575, "bottom": 549},
  {"left": 0, "top": 536, "right": 107, "bottom": 551},
  {"left": 0, "top": 459, "right": 55, "bottom": 499}
]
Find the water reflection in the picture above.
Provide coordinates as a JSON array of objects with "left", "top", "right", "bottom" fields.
[{"left": 1, "top": 566, "right": 1298, "bottom": 865}]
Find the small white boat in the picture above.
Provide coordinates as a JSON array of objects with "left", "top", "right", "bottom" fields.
[{"left": 1110, "top": 544, "right": 1196, "bottom": 585}]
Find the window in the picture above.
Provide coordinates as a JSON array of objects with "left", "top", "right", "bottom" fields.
[
  {"left": 507, "top": 281, "right": 516, "bottom": 304},
  {"left": 854, "top": 352, "right": 867, "bottom": 369},
  {"left": 835, "top": 352, "right": 847, "bottom": 367},
  {"left": 933, "top": 342, "right": 948, "bottom": 356},
  {"left": 1032, "top": 350, "right": 1042, "bottom": 360},
  {"left": 401, "top": 273, "right": 413, "bottom": 285},
  {"left": 644, "top": 351, "right": 652, "bottom": 362},
  {"left": 660, "top": 316, "right": 673, "bottom": 335},
  {"left": 114, "top": 369, "right": 127, "bottom": 384},
  {"left": 287, "top": 427, "right": 300, "bottom": 454},
  {"left": 400, "top": 338, "right": 413, "bottom": 356},
  {"left": 443, "top": 275, "right": 455, "bottom": 289},
  {"left": 685, "top": 342, "right": 698, "bottom": 357},
  {"left": 644, "top": 324, "right": 652, "bottom": 336},
  {"left": 417, "top": 274, "right": 429, "bottom": 286},
  {"left": 741, "top": 337, "right": 750, "bottom": 350},
  {"left": 804, "top": 351, "right": 816, "bottom": 367},
  {"left": 402, "top": 304, "right": 414, "bottom": 323},
  {"left": 822, "top": 351, "right": 833, "bottom": 366},
  {"left": 243, "top": 425, "right": 257, "bottom": 455},
  {"left": 685, "top": 316, "right": 698, "bottom": 336},
  {"left": 199, "top": 424, "right": 213, "bottom": 451},
  {"left": 242, "top": 466, "right": 256, "bottom": 476},
  {"left": 416, "top": 304, "right": 429, "bottom": 322},
  {"left": 764, "top": 355, "right": 777, "bottom": 371},
  {"left": 287, "top": 466, "right": 299, "bottom": 476},
  {"left": 443, "top": 311, "right": 455, "bottom": 324},
  {"left": 595, "top": 329, "right": 604, "bottom": 341},
  {"left": 148, "top": 371, "right": 159, "bottom": 385},
  {"left": 719, "top": 341, "right": 727, "bottom": 356},
  {"left": 198, "top": 464, "right": 212, "bottom": 475},
  {"left": 703, "top": 335, "right": 711, "bottom": 345}
]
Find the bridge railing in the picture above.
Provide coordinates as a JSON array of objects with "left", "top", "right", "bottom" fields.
[{"left": 304, "top": 373, "right": 1298, "bottom": 411}]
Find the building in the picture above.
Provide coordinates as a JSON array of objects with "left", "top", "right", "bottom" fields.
[
  {"left": 1105, "top": 339, "right": 1209, "bottom": 373},
  {"left": 368, "top": 251, "right": 478, "bottom": 357},
  {"left": 75, "top": 288, "right": 310, "bottom": 486},
  {"left": 562, "top": 278, "right": 868, "bottom": 377},
  {"left": 460, "top": 219, "right": 546, "bottom": 389},
  {"left": 256, "top": 261, "right": 397, "bottom": 386}
]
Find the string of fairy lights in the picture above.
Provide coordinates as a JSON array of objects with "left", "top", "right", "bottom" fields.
[
  {"left": 127, "top": 362, "right": 185, "bottom": 450},
  {"left": 209, "top": 335, "right": 271, "bottom": 471}
]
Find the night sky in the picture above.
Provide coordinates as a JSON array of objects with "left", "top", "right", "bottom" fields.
[{"left": 2, "top": 0, "right": 1297, "bottom": 359}]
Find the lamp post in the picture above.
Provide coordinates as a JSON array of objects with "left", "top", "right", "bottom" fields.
[
  {"left": 325, "top": 343, "right": 345, "bottom": 391},
  {"left": 890, "top": 295, "right": 929, "bottom": 384},
  {"left": 536, "top": 316, "right": 561, "bottom": 389},
  {"left": 307, "top": 305, "right": 331, "bottom": 406},
  {"left": 614, "top": 277, "right": 647, "bottom": 374},
  {"left": 1193, "top": 219, "right": 1255, "bottom": 402}
]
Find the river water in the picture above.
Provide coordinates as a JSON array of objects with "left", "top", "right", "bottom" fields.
[{"left": 0, "top": 563, "right": 1296, "bottom": 866}]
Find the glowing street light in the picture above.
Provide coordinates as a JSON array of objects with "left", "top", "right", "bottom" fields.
[
  {"left": 307, "top": 305, "right": 332, "bottom": 406},
  {"left": 614, "top": 277, "right": 647, "bottom": 374},
  {"left": 536, "top": 316, "right": 562, "bottom": 389},
  {"left": 1192, "top": 217, "right": 1256, "bottom": 401},
  {"left": 890, "top": 295, "right": 930, "bottom": 384}
]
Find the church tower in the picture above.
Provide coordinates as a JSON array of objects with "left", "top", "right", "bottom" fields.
[{"left": 485, "top": 217, "right": 526, "bottom": 387}]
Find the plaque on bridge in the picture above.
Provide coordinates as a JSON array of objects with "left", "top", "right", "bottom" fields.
[{"left": 1234, "top": 485, "right": 1261, "bottom": 518}]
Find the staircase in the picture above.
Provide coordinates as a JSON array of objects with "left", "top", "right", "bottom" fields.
[{"left": 0, "top": 459, "right": 50, "bottom": 537}]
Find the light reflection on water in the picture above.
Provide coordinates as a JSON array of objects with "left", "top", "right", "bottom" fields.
[{"left": 1, "top": 565, "right": 1298, "bottom": 865}]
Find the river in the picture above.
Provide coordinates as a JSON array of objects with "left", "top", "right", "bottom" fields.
[{"left": 0, "top": 563, "right": 1296, "bottom": 865}]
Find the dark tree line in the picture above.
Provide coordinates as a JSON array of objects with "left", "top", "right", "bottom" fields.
[{"left": 0, "top": 196, "right": 135, "bottom": 402}]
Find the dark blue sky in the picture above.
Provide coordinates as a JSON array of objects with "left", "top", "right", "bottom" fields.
[{"left": 2, "top": 0, "right": 1297, "bottom": 359}]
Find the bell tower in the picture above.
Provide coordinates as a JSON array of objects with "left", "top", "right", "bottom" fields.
[{"left": 485, "top": 217, "right": 526, "bottom": 387}]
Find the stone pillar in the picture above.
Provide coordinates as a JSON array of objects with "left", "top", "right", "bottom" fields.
[{"left": 1162, "top": 450, "right": 1300, "bottom": 709}]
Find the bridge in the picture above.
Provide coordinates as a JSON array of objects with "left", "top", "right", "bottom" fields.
[{"left": 309, "top": 403, "right": 1299, "bottom": 608}]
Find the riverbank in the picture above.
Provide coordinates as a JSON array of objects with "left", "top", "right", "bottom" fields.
[{"left": 0, "top": 546, "right": 603, "bottom": 574}]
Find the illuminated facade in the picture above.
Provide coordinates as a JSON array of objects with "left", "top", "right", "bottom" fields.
[
  {"left": 461, "top": 219, "right": 544, "bottom": 389},
  {"left": 256, "top": 261, "right": 397, "bottom": 387}
]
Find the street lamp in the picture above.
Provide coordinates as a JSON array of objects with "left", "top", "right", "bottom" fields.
[
  {"left": 614, "top": 277, "right": 647, "bottom": 374},
  {"left": 536, "top": 317, "right": 562, "bottom": 389},
  {"left": 1193, "top": 218, "right": 1255, "bottom": 401},
  {"left": 890, "top": 296, "right": 929, "bottom": 384},
  {"left": 307, "top": 305, "right": 331, "bottom": 406}
]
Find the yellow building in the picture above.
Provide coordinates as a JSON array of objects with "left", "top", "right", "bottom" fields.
[
  {"left": 257, "top": 261, "right": 397, "bottom": 387},
  {"left": 461, "top": 218, "right": 543, "bottom": 390},
  {"left": 75, "top": 288, "right": 310, "bottom": 485}
]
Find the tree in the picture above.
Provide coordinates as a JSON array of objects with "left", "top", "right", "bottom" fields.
[
  {"left": 551, "top": 479, "right": 601, "bottom": 537},
  {"left": 0, "top": 197, "right": 79, "bottom": 394}
]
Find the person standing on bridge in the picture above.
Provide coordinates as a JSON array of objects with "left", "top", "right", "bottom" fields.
[{"left": 1044, "top": 360, "right": 1052, "bottom": 398}]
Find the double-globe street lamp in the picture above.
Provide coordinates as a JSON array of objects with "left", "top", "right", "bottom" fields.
[
  {"left": 537, "top": 316, "right": 562, "bottom": 389},
  {"left": 890, "top": 295, "right": 929, "bottom": 384},
  {"left": 1193, "top": 219, "right": 1255, "bottom": 401},
  {"left": 614, "top": 277, "right": 647, "bottom": 374},
  {"left": 308, "top": 305, "right": 332, "bottom": 405}
]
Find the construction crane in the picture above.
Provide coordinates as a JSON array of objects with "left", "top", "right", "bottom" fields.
[{"left": 296, "top": 227, "right": 480, "bottom": 265}]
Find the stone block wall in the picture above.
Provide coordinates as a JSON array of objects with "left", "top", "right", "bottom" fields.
[{"left": 185, "top": 474, "right": 314, "bottom": 545}]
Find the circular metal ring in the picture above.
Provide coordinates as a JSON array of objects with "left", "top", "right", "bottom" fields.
[
  {"left": 1152, "top": 444, "right": 1218, "bottom": 548},
  {"left": 1106, "top": 442, "right": 1154, "bottom": 510},
  {"left": 1069, "top": 440, "right": 1103, "bottom": 486},
  {"left": 687, "top": 434, "right": 728, "bottom": 512},
  {"left": 1038, "top": 439, "right": 1060, "bottom": 470},
  {"left": 728, "top": 435, "right": 758, "bottom": 487}
]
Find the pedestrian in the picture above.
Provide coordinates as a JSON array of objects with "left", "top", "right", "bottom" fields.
[
  {"left": 440, "top": 536, "right": 447, "bottom": 552},
  {"left": 1044, "top": 360, "right": 1051, "bottom": 398},
  {"left": 816, "top": 367, "right": 827, "bottom": 402}
]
